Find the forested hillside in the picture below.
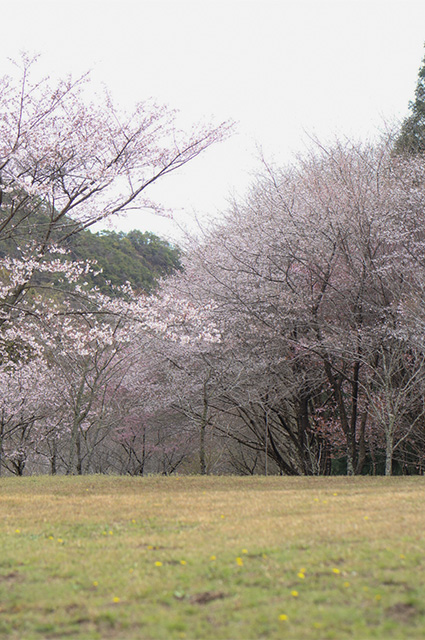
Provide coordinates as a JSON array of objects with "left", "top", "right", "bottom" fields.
[
  {"left": 0, "top": 195, "right": 182, "bottom": 293},
  {"left": 69, "top": 229, "right": 182, "bottom": 293}
]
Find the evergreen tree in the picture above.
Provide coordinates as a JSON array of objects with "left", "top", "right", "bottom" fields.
[{"left": 394, "top": 46, "right": 425, "bottom": 154}]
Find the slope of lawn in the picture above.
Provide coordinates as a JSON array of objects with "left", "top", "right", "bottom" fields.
[{"left": 0, "top": 475, "right": 424, "bottom": 639}]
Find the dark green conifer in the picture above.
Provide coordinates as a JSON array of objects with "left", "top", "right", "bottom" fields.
[{"left": 394, "top": 46, "right": 425, "bottom": 154}]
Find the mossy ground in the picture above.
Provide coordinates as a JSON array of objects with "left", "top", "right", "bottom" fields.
[{"left": 1, "top": 475, "right": 424, "bottom": 639}]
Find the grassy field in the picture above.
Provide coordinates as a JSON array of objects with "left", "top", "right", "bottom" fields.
[{"left": 0, "top": 475, "right": 425, "bottom": 640}]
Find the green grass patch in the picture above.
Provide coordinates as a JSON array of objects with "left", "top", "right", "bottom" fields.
[{"left": 0, "top": 475, "right": 424, "bottom": 639}]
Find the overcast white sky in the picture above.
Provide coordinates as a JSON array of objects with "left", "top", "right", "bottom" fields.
[{"left": 2, "top": 0, "right": 425, "bottom": 241}]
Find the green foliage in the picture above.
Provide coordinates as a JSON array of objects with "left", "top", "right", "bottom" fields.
[
  {"left": 0, "top": 192, "right": 182, "bottom": 294},
  {"left": 394, "top": 45, "right": 425, "bottom": 154},
  {"left": 67, "top": 229, "right": 182, "bottom": 294},
  {"left": 0, "top": 190, "right": 79, "bottom": 251}
]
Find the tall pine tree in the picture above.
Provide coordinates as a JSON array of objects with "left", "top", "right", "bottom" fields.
[{"left": 395, "top": 46, "right": 425, "bottom": 154}]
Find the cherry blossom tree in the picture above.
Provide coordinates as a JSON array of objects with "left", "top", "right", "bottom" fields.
[
  {"left": 168, "top": 138, "right": 425, "bottom": 475},
  {"left": 113, "top": 282, "right": 227, "bottom": 475},
  {"left": 364, "top": 341, "right": 425, "bottom": 475},
  {"left": 0, "top": 53, "right": 232, "bottom": 330},
  {"left": 0, "top": 356, "right": 61, "bottom": 475},
  {"left": 0, "top": 242, "right": 229, "bottom": 475}
]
